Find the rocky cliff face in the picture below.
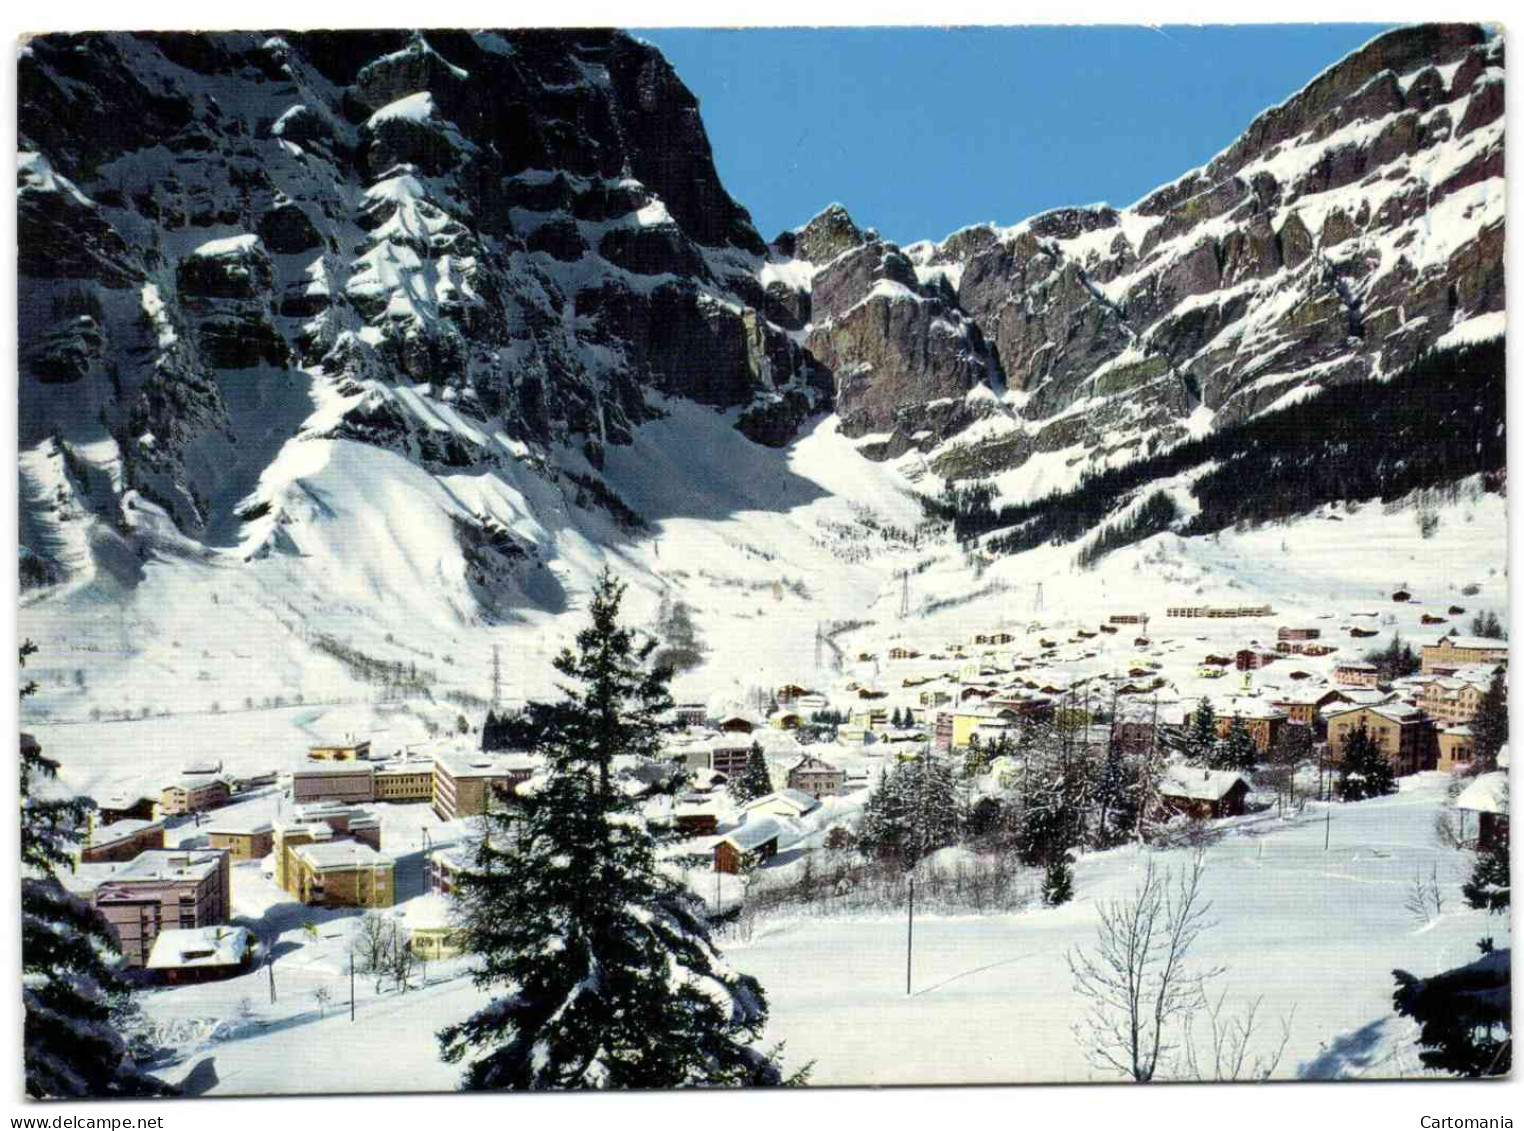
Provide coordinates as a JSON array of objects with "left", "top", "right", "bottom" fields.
[
  {"left": 17, "top": 28, "right": 827, "bottom": 589},
  {"left": 762, "top": 24, "right": 1504, "bottom": 476},
  {"left": 16, "top": 24, "right": 1506, "bottom": 617}
]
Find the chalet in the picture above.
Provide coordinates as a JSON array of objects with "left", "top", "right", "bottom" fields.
[
  {"left": 795, "top": 693, "right": 830, "bottom": 713},
  {"left": 1449, "top": 606, "right": 1467, "bottom": 616},
  {"left": 1326, "top": 703, "right": 1436, "bottom": 776},
  {"left": 1109, "top": 613, "right": 1146, "bottom": 625},
  {"left": 1196, "top": 666, "right": 1227, "bottom": 679},
  {"left": 775, "top": 684, "right": 811, "bottom": 704},
  {"left": 716, "top": 711, "right": 761, "bottom": 734},
  {"left": 1349, "top": 627, "right": 1379, "bottom": 640},
  {"left": 1334, "top": 660, "right": 1381, "bottom": 689},
  {"left": 769, "top": 710, "right": 802, "bottom": 731},
  {"left": 80, "top": 819, "right": 165, "bottom": 865},
  {"left": 837, "top": 725, "right": 872, "bottom": 746},
  {"left": 93, "top": 789, "right": 158, "bottom": 824},
  {"left": 1302, "top": 643, "right": 1338, "bottom": 657},
  {"left": 1421, "top": 614, "right": 1449, "bottom": 626},
  {"left": 94, "top": 850, "right": 232, "bottom": 967},
  {"left": 159, "top": 775, "right": 230, "bottom": 816},
  {"left": 1437, "top": 726, "right": 1477, "bottom": 773},
  {"left": 1455, "top": 771, "right": 1509, "bottom": 851},
  {"left": 919, "top": 689, "right": 953, "bottom": 708},
  {"left": 1391, "top": 589, "right": 1412, "bottom": 603},
  {"left": 787, "top": 755, "right": 846, "bottom": 799},
  {"left": 744, "top": 789, "right": 822, "bottom": 820},
  {"left": 714, "top": 819, "right": 783, "bottom": 875},
  {"left": 1099, "top": 625, "right": 1119, "bottom": 634},
  {"left": 145, "top": 925, "right": 253, "bottom": 985},
  {"left": 888, "top": 646, "right": 921, "bottom": 660},
  {"left": 857, "top": 688, "right": 889, "bottom": 701},
  {"left": 1235, "top": 649, "right": 1277, "bottom": 671},
  {"left": 708, "top": 743, "right": 757, "bottom": 778},
  {"left": 1421, "top": 636, "right": 1509, "bottom": 675},
  {"left": 1158, "top": 766, "right": 1250, "bottom": 820}
]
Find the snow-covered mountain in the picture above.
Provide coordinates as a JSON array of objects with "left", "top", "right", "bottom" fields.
[{"left": 15, "top": 25, "right": 1506, "bottom": 714}]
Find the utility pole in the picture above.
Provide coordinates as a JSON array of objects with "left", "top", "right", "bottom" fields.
[
  {"left": 899, "top": 571, "right": 911, "bottom": 620},
  {"left": 906, "top": 875, "right": 915, "bottom": 996},
  {"left": 350, "top": 950, "right": 356, "bottom": 1022},
  {"left": 1324, "top": 807, "right": 1331, "bottom": 852},
  {"left": 267, "top": 949, "right": 277, "bottom": 1004},
  {"left": 490, "top": 645, "right": 502, "bottom": 710}
]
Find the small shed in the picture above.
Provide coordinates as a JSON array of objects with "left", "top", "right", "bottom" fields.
[
  {"left": 744, "top": 788, "right": 822, "bottom": 820},
  {"left": 1455, "top": 771, "right": 1509, "bottom": 851},
  {"left": 714, "top": 819, "right": 783, "bottom": 874}
]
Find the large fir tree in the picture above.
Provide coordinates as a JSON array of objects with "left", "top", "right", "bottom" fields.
[
  {"left": 1181, "top": 698, "right": 1219, "bottom": 767},
  {"left": 1213, "top": 716, "right": 1259, "bottom": 773},
  {"left": 1337, "top": 722, "right": 1397, "bottom": 802},
  {"left": 1393, "top": 940, "right": 1511, "bottom": 1077},
  {"left": 728, "top": 742, "right": 775, "bottom": 805},
  {"left": 20, "top": 642, "right": 173, "bottom": 1098},
  {"left": 1471, "top": 668, "right": 1508, "bottom": 772},
  {"left": 438, "top": 572, "right": 794, "bottom": 1089}
]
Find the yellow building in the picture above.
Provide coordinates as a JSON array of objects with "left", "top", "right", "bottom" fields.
[
  {"left": 307, "top": 739, "right": 372, "bottom": 761},
  {"left": 404, "top": 894, "right": 464, "bottom": 959},
  {"left": 374, "top": 759, "right": 434, "bottom": 802}
]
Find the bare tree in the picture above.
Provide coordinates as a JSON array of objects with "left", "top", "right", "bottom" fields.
[
  {"left": 311, "top": 984, "right": 332, "bottom": 1018},
  {"left": 1180, "top": 993, "right": 1295, "bottom": 1081},
  {"left": 388, "top": 927, "right": 418, "bottom": 992},
  {"left": 1403, "top": 864, "right": 1446, "bottom": 926},
  {"left": 1067, "top": 852, "right": 1221, "bottom": 1081}
]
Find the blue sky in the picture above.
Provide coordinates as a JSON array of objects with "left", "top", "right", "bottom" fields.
[{"left": 634, "top": 25, "right": 1396, "bottom": 246}]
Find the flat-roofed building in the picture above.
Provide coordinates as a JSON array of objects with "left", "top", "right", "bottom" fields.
[
  {"left": 1422, "top": 636, "right": 1509, "bottom": 675},
  {"left": 204, "top": 816, "right": 275, "bottom": 862},
  {"left": 159, "top": 776, "right": 230, "bottom": 816},
  {"left": 94, "top": 850, "right": 231, "bottom": 967},
  {"left": 291, "top": 759, "right": 375, "bottom": 805},
  {"left": 80, "top": 818, "right": 165, "bottom": 865},
  {"left": 307, "top": 739, "right": 372, "bottom": 761},
  {"left": 374, "top": 758, "right": 435, "bottom": 802},
  {"left": 431, "top": 749, "right": 536, "bottom": 821}
]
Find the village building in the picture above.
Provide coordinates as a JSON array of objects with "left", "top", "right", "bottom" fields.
[
  {"left": 1437, "top": 725, "right": 1477, "bottom": 773},
  {"left": 919, "top": 689, "right": 953, "bottom": 708},
  {"left": 795, "top": 693, "right": 830, "bottom": 713},
  {"left": 428, "top": 845, "right": 474, "bottom": 896},
  {"left": 1167, "top": 604, "right": 1274, "bottom": 619},
  {"left": 1212, "top": 699, "right": 1290, "bottom": 754},
  {"left": 307, "top": 739, "right": 372, "bottom": 762},
  {"left": 93, "top": 788, "right": 158, "bottom": 824},
  {"left": 292, "top": 760, "right": 376, "bottom": 806},
  {"left": 1235, "top": 648, "right": 1278, "bottom": 672},
  {"left": 204, "top": 816, "right": 275, "bottom": 862},
  {"left": 715, "top": 711, "right": 761, "bottom": 734},
  {"left": 1333, "top": 660, "right": 1381, "bottom": 689},
  {"left": 774, "top": 684, "right": 811, "bottom": 704},
  {"left": 714, "top": 819, "right": 783, "bottom": 874},
  {"left": 94, "top": 849, "right": 232, "bottom": 967},
  {"left": 1277, "top": 627, "right": 1321, "bottom": 642},
  {"left": 1325, "top": 703, "right": 1436, "bottom": 776},
  {"left": 786, "top": 754, "right": 846, "bottom": 799},
  {"left": 670, "top": 799, "right": 720, "bottom": 836},
  {"left": 430, "top": 749, "right": 535, "bottom": 821},
  {"left": 80, "top": 818, "right": 165, "bottom": 865},
  {"left": 145, "top": 925, "right": 253, "bottom": 985},
  {"left": 769, "top": 709, "right": 802, "bottom": 730},
  {"left": 1455, "top": 771, "right": 1509, "bottom": 851},
  {"left": 374, "top": 757, "right": 436, "bottom": 803},
  {"left": 1422, "top": 635, "right": 1510, "bottom": 675},
  {"left": 1271, "top": 687, "right": 1350, "bottom": 727},
  {"left": 1421, "top": 675, "right": 1493, "bottom": 725},
  {"left": 744, "top": 789, "right": 821, "bottom": 820},
  {"left": 674, "top": 702, "right": 709, "bottom": 728},
  {"left": 1158, "top": 765, "right": 1250, "bottom": 820},
  {"left": 159, "top": 775, "right": 231, "bottom": 817},
  {"left": 283, "top": 840, "right": 395, "bottom": 908}
]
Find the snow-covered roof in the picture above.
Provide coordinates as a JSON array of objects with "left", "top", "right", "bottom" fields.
[
  {"left": 744, "top": 789, "right": 820, "bottom": 817},
  {"left": 1455, "top": 772, "right": 1509, "bottom": 815},
  {"left": 433, "top": 747, "right": 536, "bottom": 778},
  {"left": 719, "top": 817, "right": 785, "bottom": 853},
  {"left": 1159, "top": 765, "right": 1248, "bottom": 802},
  {"left": 1428, "top": 636, "right": 1510, "bottom": 652},
  {"left": 145, "top": 926, "right": 251, "bottom": 971},
  {"left": 293, "top": 840, "right": 392, "bottom": 871},
  {"left": 87, "top": 818, "right": 161, "bottom": 847},
  {"left": 401, "top": 893, "right": 456, "bottom": 930}
]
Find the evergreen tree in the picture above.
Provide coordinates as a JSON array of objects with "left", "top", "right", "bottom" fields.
[
  {"left": 20, "top": 642, "right": 173, "bottom": 1098},
  {"left": 480, "top": 708, "right": 502, "bottom": 751},
  {"left": 1092, "top": 738, "right": 1140, "bottom": 849},
  {"left": 963, "top": 733, "right": 991, "bottom": 778},
  {"left": 1214, "top": 716, "right": 1259, "bottom": 773},
  {"left": 857, "top": 766, "right": 906, "bottom": 859},
  {"left": 1471, "top": 668, "right": 1508, "bottom": 772},
  {"left": 1392, "top": 940, "right": 1511, "bottom": 1077},
  {"left": 1042, "top": 854, "right": 1074, "bottom": 907},
  {"left": 1470, "top": 610, "right": 1506, "bottom": 640},
  {"left": 902, "top": 755, "right": 960, "bottom": 861},
  {"left": 1337, "top": 723, "right": 1397, "bottom": 802},
  {"left": 728, "top": 743, "right": 775, "bottom": 805},
  {"left": 438, "top": 572, "right": 794, "bottom": 1089},
  {"left": 1181, "top": 698, "right": 1218, "bottom": 767},
  {"left": 1462, "top": 820, "right": 1509, "bottom": 914}
]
